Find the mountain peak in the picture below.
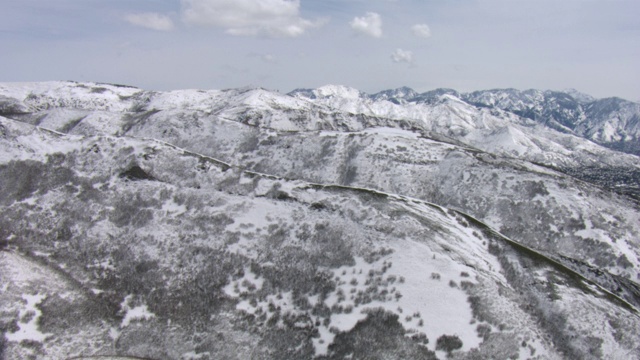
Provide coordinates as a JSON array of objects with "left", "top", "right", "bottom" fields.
[
  {"left": 561, "top": 88, "right": 596, "bottom": 104},
  {"left": 313, "top": 84, "right": 366, "bottom": 100},
  {"left": 288, "top": 85, "right": 366, "bottom": 101},
  {"left": 371, "top": 86, "right": 417, "bottom": 99}
]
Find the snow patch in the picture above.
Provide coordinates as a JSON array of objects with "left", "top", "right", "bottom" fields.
[
  {"left": 5, "top": 294, "right": 51, "bottom": 343},
  {"left": 314, "top": 85, "right": 364, "bottom": 100},
  {"left": 161, "top": 198, "right": 187, "bottom": 216},
  {"left": 120, "top": 295, "right": 156, "bottom": 328}
]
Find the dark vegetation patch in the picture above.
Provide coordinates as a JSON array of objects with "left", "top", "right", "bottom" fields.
[
  {"left": 260, "top": 246, "right": 337, "bottom": 296},
  {"left": 96, "top": 82, "right": 138, "bottom": 89},
  {"left": 109, "top": 192, "right": 157, "bottom": 227},
  {"left": 58, "top": 116, "right": 86, "bottom": 133},
  {"left": 560, "top": 165, "right": 640, "bottom": 203},
  {"left": 364, "top": 247, "right": 394, "bottom": 263},
  {"left": 118, "top": 109, "right": 160, "bottom": 135},
  {"left": 309, "top": 222, "right": 355, "bottom": 268},
  {"left": 435, "top": 334, "right": 463, "bottom": 354},
  {"left": 89, "top": 87, "right": 108, "bottom": 94},
  {"left": 94, "top": 242, "right": 246, "bottom": 329},
  {"left": 0, "top": 159, "right": 76, "bottom": 205},
  {"left": 253, "top": 328, "right": 315, "bottom": 359},
  {"left": 310, "top": 202, "right": 328, "bottom": 211},
  {"left": 238, "top": 133, "right": 260, "bottom": 152},
  {"left": 487, "top": 238, "right": 609, "bottom": 359},
  {"left": 115, "top": 324, "right": 171, "bottom": 360},
  {"left": 306, "top": 183, "right": 389, "bottom": 205},
  {"left": 522, "top": 180, "right": 549, "bottom": 197},
  {"left": 0, "top": 96, "right": 29, "bottom": 117},
  {"left": 0, "top": 326, "right": 5, "bottom": 359},
  {"left": 264, "top": 182, "right": 295, "bottom": 202},
  {"left": 119, "top": 165, "right": 156, "bottom": 182},
  {"left": 323, "top": 308, "right": 437, "bottom": 360},
  {"left": 476, "top": 323, "right": 492, "bottom": 340},
  {"left": 37, "top": 293, "right": 112, "bottom": 333},
  {"left": 341, "top": 165, "right": 358, "bottom": 186},
  {"left": 471, "top": 210, "right": 634, "bottom": 315},
  {"left": 607, "top": 139, "right": 640, "bottom": 157},
  {"left": 558, "top": 255, "right": 640, "bottom": 310}
]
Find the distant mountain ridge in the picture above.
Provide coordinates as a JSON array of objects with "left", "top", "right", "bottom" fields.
[{"left": 290, "top": 85, "right": 640, "bottom": 156}]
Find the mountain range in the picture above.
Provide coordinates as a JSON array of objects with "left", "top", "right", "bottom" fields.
[{"left": 1, "top": 81, "right": 639, "bottom": 359}]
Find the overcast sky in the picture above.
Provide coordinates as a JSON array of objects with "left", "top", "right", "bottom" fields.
[{"left": 1, "top": 0, "right": 639, "bottom": 100}]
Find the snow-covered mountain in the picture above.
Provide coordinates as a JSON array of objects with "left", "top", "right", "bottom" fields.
[
  {"left": 289, "top": 85, "right": 640, "bottom": 158},
  {"left": 1, "top": 81, "right": 640, "bottom": 359}
]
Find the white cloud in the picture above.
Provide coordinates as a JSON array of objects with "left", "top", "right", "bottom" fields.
[
  {"left": 248, "top": 53, "right": 277, "bottom": 63},
  {"left": 181, "top": 0, "right": 323, "bottom": 37},
  {"left": 391, "top": 48, "right": 413, "bottom": 64},
  {"left": 262, "top": 54, "right": 276, "bottom": 63},
  {"left": 125, "top": 13, "right": 174, "bottom": 31},
  {"left": 350, "top": 12, "right": 382, "bottom": 38},
  {"left": 411, "top": 24, "right": 431, "bottom": 38}
]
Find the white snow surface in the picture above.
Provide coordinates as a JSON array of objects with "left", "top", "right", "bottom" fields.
[
  {"left": 4, "top": 81, "right": 640, "bottom": 171},
  {"left": 322, "top": 240, "right": 482, "bottom": 355},
  {"left": 2, "top": 82, "right": 640, "bottom": 359},
  {"left": 5, "top": 294, "right": 51, "bottom": 343},
  {"left": 0, "top": 81, "right": 141, "bottom": 112},
  {"left": 120, "top": 294, "right": 156, "bottom": 328},
  {"left": 222, "top": 182, "right": 508, "bottom": 356},
  {"left": 313, "top": 85, "right": 365, "bottom": 100}
]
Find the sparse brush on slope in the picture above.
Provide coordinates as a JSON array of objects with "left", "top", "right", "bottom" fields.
[{"left": 1, "top": 82, "right": 640, "bottom": 359}]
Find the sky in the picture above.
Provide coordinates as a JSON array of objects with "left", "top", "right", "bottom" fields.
[{"left": 1, "top": 0, "right": 639, "bottom": 100}]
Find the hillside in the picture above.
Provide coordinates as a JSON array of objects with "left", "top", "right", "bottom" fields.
[{"left": 1, "top": 82, "right": 639, "bottom": 359}]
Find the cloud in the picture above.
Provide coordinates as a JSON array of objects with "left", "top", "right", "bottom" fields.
[
  {"left": 248, "top": 53, "right": 276, "bottom": 63},
  {"left": 181, "top": 0, "right": 323, "bottom": 37},
  {"left": 125, "top": 13, "right": 174, "bottom": 31},
  {"left": 350, "top": 12, "right": 382, "bottom": 38},
  {"left": 262, "top": 54, "right": 276, "bottom": 63},
  {"left": 411, "top": 24, "right": 431, "bottom": 38},
  {"left": 391, "top": 48, "right": 413, "bottom": 64}
]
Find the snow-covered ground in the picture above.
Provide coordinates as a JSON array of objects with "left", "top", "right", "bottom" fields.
[
  {"left": 5, "top": 294, "right": 51, "bottom": 343},
  {"left": 2, "top": 82, "right": 640, "bottom": 359}
]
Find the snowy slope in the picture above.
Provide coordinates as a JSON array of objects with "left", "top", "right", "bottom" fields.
[
  {"left": 1, "top": 81, "right": 639, "bottom": 294},
  {"left": 2, "top": 82, "right": 640, "bottom": 359},
  {"left": 290, "top": 86, "right": 640, "bottom": 168},
  {"left": 0, "top": 81, "right": 142, "bottom": 112},
  {"left": 1, "top": 116, "right": 639, "bottom": 359},
  {"left": 459, "top": 88, "right": 640, "bottom": 154}
]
